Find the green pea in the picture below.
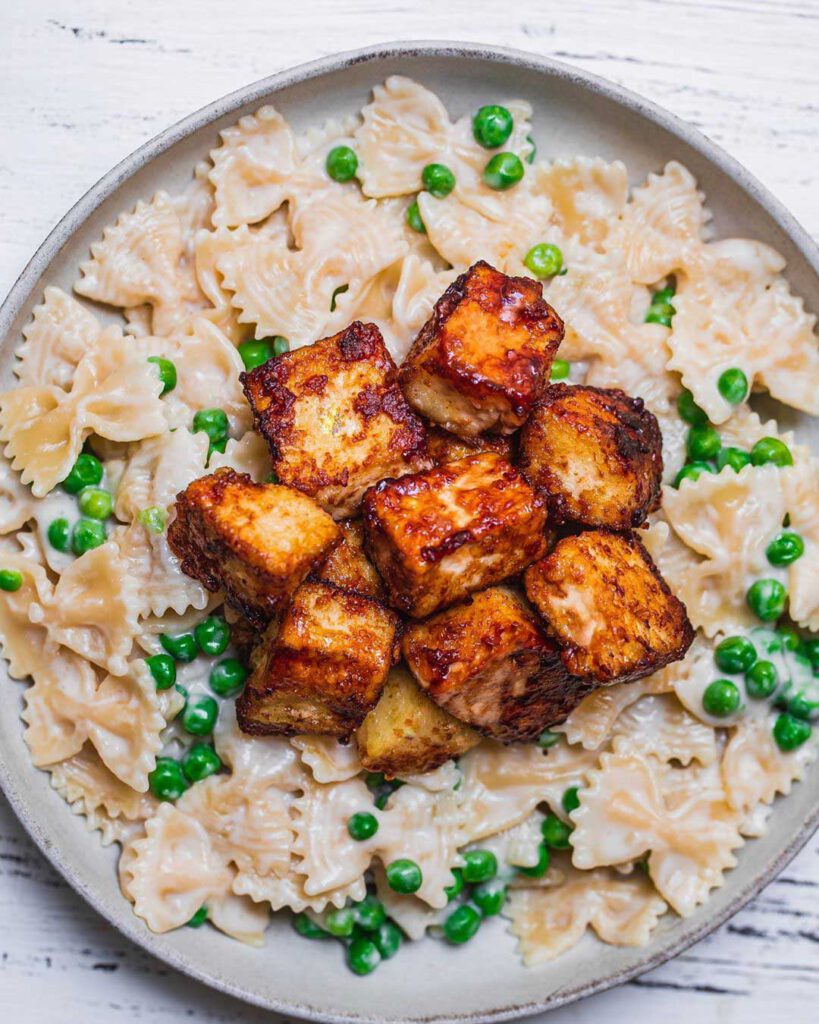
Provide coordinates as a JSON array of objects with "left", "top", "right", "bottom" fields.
[
  {"left": 330, "top": 285, "right": 349, "bottom": 312},
  {"left": 365, "top": 771, "right": 386, "bottom": 791},
  {"left": 804, "top": 639, "right": 819, "bottom": 669},
  {"left": 472, "top": 104, "right": 514, "bottom": 149},
  {"left": 194, "top": 616, "right": 231, "bottom": 657},
  {"left": 347, "top": 812, "right": 379, "bottom": 841},
  {"left": 422, "top": 163, "right": 456, "bottom": 198},
  {"left": 716, "top": 447, "right": 751, "bottom": 473},
  {"left": 773, "top": 712, "right": 812, "bottom": 751},
  {"left": 182, "top": 696, "right": 219, "bottom": 736},
  {"left": 677, "top": 389, "right": 709, "bottom": 427},
  {"left": 352, "top": 895, "right": 386, "bottom": 931},
  {"left": 187, "top": 905, "right": 208, "bottom": 928},
  {"left": 192, "top": 408, "right": 229, "bottom": 444},
  {"left": 62, "top": 453, "right": 103, "bottom": 494},
  {"left": 160, "top": 632, "right": 198, "bottom": 663},
  {"left": 537, "top": 729, "right": 561, "bottom": 749},
  {"left": 686, "top": 425, "right": 721, "bottom": 462},
  {"left": 674, "top": 462, "right": 715, "bottom": 488},
  {"left": 272, "top": 336, "right": 289, "bottom": 357},
  {"left": 374, "top": 792, "right": 389, "bottom": 809},
  {"left": 385, "top": 858, "right": 423, "bottom": 895},
  {"left": 750, "top": 437, "right": 793, "bottom": 468},
  {"left": 325, "top": 907, "right": 355, "bottom": 938},
  {"left": 443, "top": 904, "right": 482, "bottom": 944},
  {"left": 766, "top": 532, "right": 805, "bottom": 567},
  {"left": 347, "top": 937, "right": 381, "bottom": 975},
  {"left": 374, "top": 920, "right": 402, "bottom": 960},
  {"left": 182, "top": 743, "right": 222, "bottom": 783},
  {"left": 778, "top": 627, "right": 803, "bottom": 653},
  {"left": 525, "top": 135, "right": 537, "bottom": 164},
  {"left": 78, "top": 487, "right": 113, "bottom": 520},
  {"left": 702, "top": 679, "right": 741, "bottom": 717},
  {"left": 550, "top": 359, "right": 570, "bottom": 381},
  {"left": 714, "top": 636, "right": 757, "bottom": 674},
  {"left": 652, "top": 285, "right": 676, "bottom": 304},
  {"left": 71, "top": 518, "right": 106, "bottom": 555},
  {"left": 785, "top": 691, "right": 819, "bottom": 722},
  {"left": 524, "top": 242, "right": 563, "bottom": 279},
  {"left": 237, "top": 339, "right": 275, "bottom": 371},
  {"left": 207, "top": 439, "right": 227, "bottom": 463},
  {"left": 326, "top": 145, "right": 358, "bottom": 183},
  {"left": 147, "top": 356, "right": 177, "bottom": 395},
  {"left": 483, "top": 152, "right": 525, "bottom": 191},
  {"left": 175, "top": 683, "right": 189, "bottom": 701},
  {"left": 293, "top": 912, "right": 327, "bottom": 939},
  {"left": 148, "top": 757, "right": 188, "bottom": 801},
  {"left": 209, "top": 657, "right": 248, "bottom": 697},
  {"left": 138, "top": 506, "right": 167, "bottom": 533},
  {"left": 265, "top": 472, "right": 279, "bottom": 485},
  {"left": 645, "top": 303, "right": 674, "bottom": 327},
  {"left": 717, "top": 367, "right": 748, "bottom": 405},
  {"left": 406, "top": 200, "right": 426, "bottom": 233},
  {"left": 472, "top": 881, "right": 507, "bottom": 916},
  {"left": 0, "top": 569, "right": 23, "bottom": 592},
  {"left": 562, "top": 786, "right": 581, "bottom": 815},
  {"left": 444, "top": 868, "right": 464, "bottom": 903},
  {"left": 517, "top": 842, "right": 550, "bottom": 878},
  {"left": 746, "top": 579, "right": 787, "bottom": 622},
  {"left": 47, "top": 518, "right": 71, "bottom": 552},
  {"left": 462, "top": 849, "right": 497, "bottom": 884},
  {"left": 541, "top": 812, "right": 572, "bottom": 850},
  {"left": 745, "top": 659, "right": 778, "bottom": 699},
  {"left": 145, "top": 653, "right": 176, "bottom": 690}
]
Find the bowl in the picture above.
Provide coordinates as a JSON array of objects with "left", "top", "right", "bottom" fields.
[{"left": 0, "top": 40, "right": 817, "bottom": 1024}]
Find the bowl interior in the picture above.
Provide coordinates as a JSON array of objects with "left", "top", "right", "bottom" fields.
[{"left": 0, "top": 43, "right": 817, "bottom": 1024}]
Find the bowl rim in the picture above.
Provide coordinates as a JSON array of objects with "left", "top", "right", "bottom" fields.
[{"left": 0, "top": 38, "right": 817, "bottom": 1024}]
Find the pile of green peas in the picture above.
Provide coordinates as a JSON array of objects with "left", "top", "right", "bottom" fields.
[
  {"left": 293, "top": 893, "right": 403, "bottom": 975},
  {"left": 704, "top": 629, "right": 818, "bottom": 751},
  {"left": 46, "top": 452, "right": 115, "bottom": 556},
  {"left": 146, "top": 614, "right": 248, "bottom": 801},
  {"left": 472, "top": 105, "right": 526, "bottom": 192}
]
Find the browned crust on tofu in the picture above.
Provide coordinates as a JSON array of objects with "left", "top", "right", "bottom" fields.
[
  {"left": 425, "top": 425, "right": 515, "bottom": 466},
  {"left": 524, "top": 530, "right": 694, "bottom": 684},
  {"left": 242, "top": 321, "right": 431, "bottom": 517},
  {"left": 519, "top": 384, "right": 663, "bottom": 529},
  {"left": 168, "top": 469, "right": 340, "bottom": 626},
  {"left": 235, "top": 580, "right": 398, "bottom": 738},
  {"left": 311, "top": 518, "right": 386, "bottom": 601},
  {"left": 398, "top": 261, "right": 564, "bottom": 437},
  {"left": 402, "top": 587, "right": 595, "bottom": 742},
  {"left": 362, "top": 453, "right": 549, "bottom": 619},
  {"left": 356, "top": 666, "right": 480, "bottom": 776}
]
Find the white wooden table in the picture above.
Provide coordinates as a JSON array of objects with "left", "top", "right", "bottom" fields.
[{"left": 1, "top": 2, "right": 817, "bottom": 1021}]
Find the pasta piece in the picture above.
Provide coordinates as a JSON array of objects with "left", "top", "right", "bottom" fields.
[
  {"left": 207, "top": 888, "right": 270, "bottom": 946},
  {"left": 0, "top": 332, "right": 166, "bottom": 497},
  {"left": 571, "top": 739, "right": 743, "bottom": 916},
  {"left": 555, "top": 673, "right": 674, "bottom": 751},
  {"left": 507, "top": 864, "right": 667, "bottom": 963},
  {"left": 292, "top": 736, "right": 363, "bottom": 784},
  {"left": 372, "top": 864, "right": 442, "bottom": 940},
  {"left": 115, "top": 428, "right": 209, "bottom": 523},
  {"left": 21, "top": 648, "right": 99, "bottom": 766},
  {"left": 120, "top": 803, "right": 233, "bottom": 932},
  {"left": 613, "top": 694, "right": 718, "bottom": 767},
  {"left": 206, "top": 431, "right": 271, "bottom": 481},
  {"left": 115, "top": 522, "right": 210, "bottom": 621},
  {"left": 532, "top": 158, "right": 629, "bottom": 250},
  {"left": 0, "top": 549, "right": 54, "bottom": 679},
  {"left": 16, "top": 287, "right": 101, "bottom": 388},
  {"left": 0, "top": 457, "right": 37, "bottom": 535},
  {"left": 213, "top": 704, "right": 307, "bottom": 793},
  {"left": 390, "top": 255, "right": 458, "bottom": 358}
]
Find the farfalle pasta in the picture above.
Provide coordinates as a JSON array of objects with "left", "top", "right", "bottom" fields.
[{"left": 0, "top": 78, "right": 816, "bottom": 974}]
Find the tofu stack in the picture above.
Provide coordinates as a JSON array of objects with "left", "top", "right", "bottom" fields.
[{"left": 168, "top": 260, "right": 693, "bottom": 775}]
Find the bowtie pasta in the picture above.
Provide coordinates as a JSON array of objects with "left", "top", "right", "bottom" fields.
[{"left": 0, "top": 76, "right": 817, "bottom": 976}]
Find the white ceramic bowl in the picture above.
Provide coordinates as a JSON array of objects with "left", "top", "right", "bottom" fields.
[{"left": 1, "top": 41, "right": 817, "bottom": 1024}]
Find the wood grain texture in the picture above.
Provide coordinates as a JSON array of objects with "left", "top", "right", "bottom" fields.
[{"left": 0, "top": 0, "right": 817, "bottom": 1020}]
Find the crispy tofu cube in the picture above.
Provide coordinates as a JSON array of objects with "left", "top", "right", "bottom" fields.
[
  {"left": 168, "top": 469, "right": 340, "bottom": 625},
  {"left": 524, "top": 530, "right": 694, "bottom": 684},
  {"left": 362, "top": 453, "right": 549, "bottom": 618},
  {"left": 402, "top": 588, "right": 594, "bottom": 742},
  {"left": 398, "top": 261, "right": 564, "bottom": 438},
  {"left": 519, "top": 384, "right": 663, "bottom": 529},
  {"left": 242, "top": 321, "right": 430, "bottom": 518},
  {"left": 236, "top": 581, "right": 398, "bottom": 737},
  {"left": 356, "top": 666, "right": 479, "bottom": 776},
  {"left": 312, "top": 519, "right": 385, "bottom": 601},
  {"left": 426, "top": 426, "right": 515, "bottom": 466}
]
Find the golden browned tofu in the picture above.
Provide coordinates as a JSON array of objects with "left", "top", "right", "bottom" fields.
[
  {"left": 356, "top": 666, "right": 479, "bottom": 776},
  {"left": 362, "top": 453, "right": 549, "bottom": 619},
  {"left": 168, "top": 469, "right": 340, "bottom": 625},
  {"left": 402, "top": 588, "right": 594, "bottom": 742},
  {"left": 426, "top": 426, "right": 515, "bottom": 466},
  {"left": 242, "top": 321, "right": 430, "bottom": 518},
  {"left": 312, "top": 519, "right": 385, "bottom": 600},
  {"left": 519, "top": 384, "right": 663, "bottom": 529},
  {"left": 524, "top": 531, "right": 694, "bottom": 684},
  {"left": 398, "top": 261, "right": 564, "bottom": 438},
  {"left": 236, "top": 581, "right": 398, "bottom": 737}
]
